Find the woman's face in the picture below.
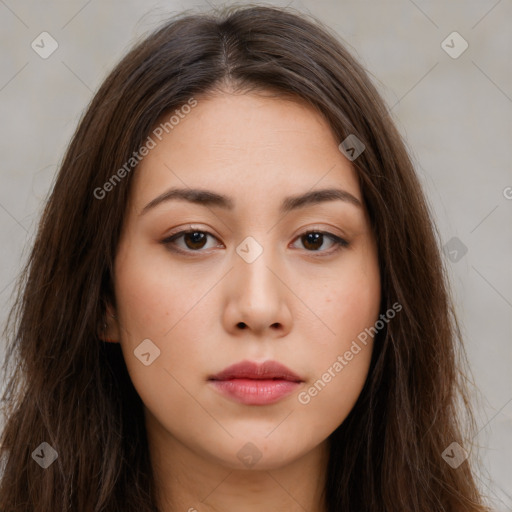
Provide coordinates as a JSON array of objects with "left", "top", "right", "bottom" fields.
[{"left": 110, "top": 90, "right": 381, "bottom": 471}]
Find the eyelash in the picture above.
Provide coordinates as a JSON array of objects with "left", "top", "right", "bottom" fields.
[{"left": 160, "top": 228, "right": 349, "bottom": 257}]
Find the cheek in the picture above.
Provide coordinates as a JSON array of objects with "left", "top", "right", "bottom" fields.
[
  {"left": 113, "top": 261, "right": 204, "bottom": 436},
  {"left": 294, "top": 302, "right": 376, "bottom": 438},
  {"left": 114, "top": 240, "right": 207, "bottom": 341},
  {"left": 294, "top": 247, "right": 380, "bottom": 426},
  {"left": 309, "top": 251, "right": 381, "bottom": 349},
  {"left": 113, "top": 241, "right": 217, "bottom": 403}
]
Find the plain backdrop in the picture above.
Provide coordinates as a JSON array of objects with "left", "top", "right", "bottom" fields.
[{"left": 0, "top": 0, "right": 511, "bottom": 509}]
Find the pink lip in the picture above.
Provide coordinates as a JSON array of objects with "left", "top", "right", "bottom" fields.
[{"left": 208, "top": 360, "right": 303, "bottom": 405}]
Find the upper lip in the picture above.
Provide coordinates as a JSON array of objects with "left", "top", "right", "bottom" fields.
[{"left": 208, "top": 360, "right": 303, "bottom": 382}]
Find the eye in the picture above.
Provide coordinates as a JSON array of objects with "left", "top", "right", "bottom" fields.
[
  {"left": 161, "top": 229, "right": 222, "bottom": 253},
  {"left": 161, "top": 228, "right": 349, "bottom": 255},
  {"left": 292, "top": 231, "right": 349, "bottom": 255}
]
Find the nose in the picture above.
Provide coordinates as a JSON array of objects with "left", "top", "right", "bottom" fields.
[{"left": 222, "top": 246, "right": 292, "bottom": 338}]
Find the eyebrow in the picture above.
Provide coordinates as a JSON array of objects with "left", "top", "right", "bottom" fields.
[{"left": 139, "top": 186, "right": 362, "bottom": 216}]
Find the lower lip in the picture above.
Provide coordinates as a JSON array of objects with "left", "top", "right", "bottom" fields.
[{"left": 209, "top": 378, "right": 301, "bottom": 405}]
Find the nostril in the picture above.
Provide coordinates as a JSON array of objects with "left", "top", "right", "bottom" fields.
[{"left": 237, "top": 322, "right": 247, "bottom": 329}]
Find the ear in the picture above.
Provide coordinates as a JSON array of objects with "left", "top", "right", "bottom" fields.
[{"left": 98, "top": 304, "right": 120, "bottom": 343}]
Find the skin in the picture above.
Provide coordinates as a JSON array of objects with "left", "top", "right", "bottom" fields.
[{"left": 103, "top": 88, "right": 381, "bottom": 512}]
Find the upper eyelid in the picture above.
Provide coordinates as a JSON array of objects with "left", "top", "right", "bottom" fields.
[{"left": 166, "top": 222, "right": 346, "bottom": 238}]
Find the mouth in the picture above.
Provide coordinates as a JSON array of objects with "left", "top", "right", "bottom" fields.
[{"left": 208, "top": 360, "right": 304, "bottom": 405}]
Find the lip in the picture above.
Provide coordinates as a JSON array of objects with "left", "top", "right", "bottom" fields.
[{"left": 208, "top": 360, "right": 304, "bottom": 405}]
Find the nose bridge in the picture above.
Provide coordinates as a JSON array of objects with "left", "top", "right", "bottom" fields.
[
  {"left": 227, "top": 233, "right": 288, "bottom": 332},
  {"left": 235, "top": 237, "right": 279, "bottom": 304}
]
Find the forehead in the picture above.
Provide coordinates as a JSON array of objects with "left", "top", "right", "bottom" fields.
[{"left": 130, "top": 92, "right": 362, "bottom": 213}]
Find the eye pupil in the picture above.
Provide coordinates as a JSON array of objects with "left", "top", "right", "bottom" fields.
[
  {"left": 185, "top": 231, "right": 207, "bottom": 249},
  {"left": 303, "top": 232, "right": 323, "bottom": 250}
]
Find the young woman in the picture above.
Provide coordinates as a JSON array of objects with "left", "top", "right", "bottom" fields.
[{"left": 0, "top": 5, "right": 489, "bottom": 511}]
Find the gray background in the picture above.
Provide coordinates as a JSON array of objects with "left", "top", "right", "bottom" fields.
[{"left": 0, "top": 0, "right": 510, "bottom": 509}]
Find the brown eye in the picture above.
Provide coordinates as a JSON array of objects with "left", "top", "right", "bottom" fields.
[
  {"left": 293, "top": 231, "right": 349, "bottom": 254},
  {"left": 301, "top": 232, "right": 324, "bottom": 251},
  {"left": 183, "top": 231, "right": 207, "bottom": 250},
  {"left": 161, "top": 230, "right": 221, "bottom": 253}
]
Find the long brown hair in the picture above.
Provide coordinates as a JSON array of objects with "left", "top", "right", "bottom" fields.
[{"left": 0, "top": 4, "right": 489, "bottom": 511}]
